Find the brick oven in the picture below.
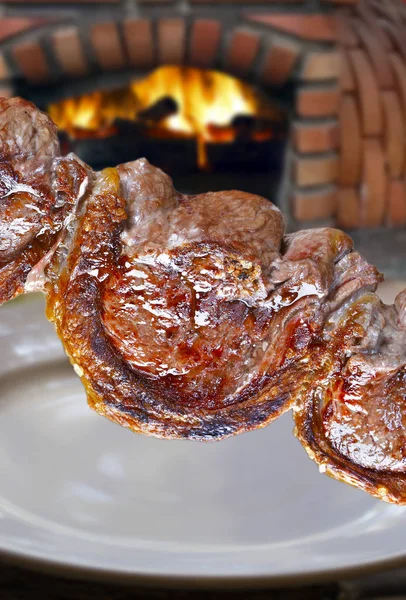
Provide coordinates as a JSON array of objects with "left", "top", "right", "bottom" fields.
[{"left": 0, "top": 0, "right": 405, "bottom": 231}]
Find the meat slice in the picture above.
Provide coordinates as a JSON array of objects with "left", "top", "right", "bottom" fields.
[
  {"left": 0, "top": 98, "right": 88, "bottom": 303},
  {"left": 45, "top": 159, "right": 348, "bottom": 440},
  {"left": 294, "top": 283, "right": 406, "bottom": 504},
  {"left": 1, "top": 98, "right": 406, "bottom": 504},
  {"left": 44, "top": 155, "right": 406, "bottom": 499}
]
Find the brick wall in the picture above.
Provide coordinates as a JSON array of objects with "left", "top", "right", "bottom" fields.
[
  {"left": 0, "top": 0, "right": 404, "bottom": 230},
  {"left": 337, "top": 0, "right": 406, "bottom": 228}
]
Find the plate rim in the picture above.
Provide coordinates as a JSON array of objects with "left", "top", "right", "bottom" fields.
[
  {"left": 2, "top": 289, "right": 406, "bottom": 588},
  {"left": 0, "top": 546, "right": 406, "bottom": 589}
]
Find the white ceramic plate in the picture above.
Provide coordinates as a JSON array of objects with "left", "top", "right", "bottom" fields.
[{"left": 0, "top": 284, "right": 406, "bottom": 588}]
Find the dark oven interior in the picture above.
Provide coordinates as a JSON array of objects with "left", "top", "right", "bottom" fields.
[{"left": 16, "top": 66, "right": 292, "bottom": 202}]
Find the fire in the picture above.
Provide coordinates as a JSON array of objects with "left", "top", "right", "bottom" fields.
[
  {"left": 48, "top": 87, "right": 138, "bottom": 134},
  {"left": 48, "top": 66, "right": 285, "bottom": 169}
]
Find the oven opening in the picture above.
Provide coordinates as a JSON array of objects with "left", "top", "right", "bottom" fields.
[{"left": 18, "top": 66, "right": 292, "bottom": 202}]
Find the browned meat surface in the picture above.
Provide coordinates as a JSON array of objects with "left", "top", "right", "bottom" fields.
[
  {"left": 0, "top": 98, "right": 88, "bottom": 303},
  {"left": 294, "top": 286, "right": 406, "bottom": 504},
  {"left": 45, "top": 161, "right": 335, "bottom": 439},
  {"left": 1, "top": 98, "right": 406, "bottom": 503}
]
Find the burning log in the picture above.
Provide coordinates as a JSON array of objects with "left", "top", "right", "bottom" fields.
[
  {"left": 112, "top": 96, "right": 180, "bottom": 139},
  {"left": 66, "top": 124, "right": 118, "bottom": 140},
  {"left": 207, "top": 114, "right": 287, "bottom": 144},
  {"left": 230, "top": 115, "right": 257, "bottom": 141},
  {"left": 113, "top": 118, "right": 144, "bottom": 136},
  {"left": 232, "top": 114, "right": 287, "bottom": 139},
  {"left": 137, "top": 96, "right": 178, "bottom": 123}
]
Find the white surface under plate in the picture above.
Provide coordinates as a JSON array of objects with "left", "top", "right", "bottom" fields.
[{"left": 0, "top": 283, "right": 406, "bottom": 588}]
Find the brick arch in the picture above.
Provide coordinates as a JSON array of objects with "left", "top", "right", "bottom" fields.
[
  {"left": 6, "top": 16, "right": 338, "bottom": 84},
  {"left": 0, "top": 9, "right": 342, "bottom": 229},
  {"left": 337, "top": 0, "right": 406, "bottom": 228},
  {"left": 3, "top": 0, "right": 405, "bottom": 231}
]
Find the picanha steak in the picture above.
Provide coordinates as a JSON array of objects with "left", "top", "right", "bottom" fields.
[{"left": 1, "top": 98, "right": 405, "bottom": 504}]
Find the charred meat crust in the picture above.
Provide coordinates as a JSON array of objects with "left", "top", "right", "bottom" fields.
[
  {"left": 45, "top": 167, "right": 317, "bottom": 440},
  {"left": 295, "top": 387, "right": 406, "bottom": 505},
  {"left": 44, "top": 158, "right": 388, "bottom": 443},
  {"left": 294, "top": 287, "right": 406, "bottom": 504}
]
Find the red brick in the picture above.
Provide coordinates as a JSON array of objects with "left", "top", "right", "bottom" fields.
[
  {"left": 336, "top": 15, "right": 359, "bottom": 47},
  {"left": 353, "top": 19, "right": 395, "bottom": 89},
  {"left": 52, "top": 27, "right": 87, "bottom": 78},
  {"left": 123, "top": 19, "right": 154, "bottom": 69},
  {"left": 246, "top": 14, "right": 336, "bottom": 42},
  {"left": 389, "top": 54, "right": 406, "bottom": 138},
  {"left": 361, "top": 139, "right": 387, "bottom": 227},
  {"left": 295, "top": 154, "right": 339, "bottom": 187},
  {"left": 339, "top": 95, "right": 362, "bottom": 188},
  {"left": 370, "top": 0, "right": 400, "bottom": 23},
  {"left": 382, "top": 92, "right": 405, "bottom": 179},
  {"left": 293, "top": 186, "right": 337, "bottom": 221},
  {"left": 301, "top": 51, "right": 341, "bottom": 81},
  {"left": 293, "top": 121, "right": 339, "bottom": 154},
  {"left": 158, "top": 19, "right": 185, "bottom": 65},
  {"left": 297, "top": 87, "right": 340, "bottom": 118},
  {"left": 189, "top": 20, "right": 221, "bottom": 68},
  {"left": 354, "top": 4, "right": 393, "bottom": 51},
  {"left": 337, "top": 188, "right": 360, "bottom": 229},
  {"left": 90, "top": 22, "right": 126, "bottom": 71},
  {"left": 382, "top": 22, "right": 406, "bottom": 64},
  {"left": 349, "top": 49, "right": 382, "bottom": 136},
  {"left": 340, "top": 50, "right": 355, "bottom": 92},
  {"left": 388, "top": 180, "right": 406, "bottom": 226},
  {"left": 13, "top": 41, "right": 49, "bottom": 83},
  {"left": 261, "top": 40, "right": 300, "bottom": 86},
  {"left": 225, "top": 30, "right": 260, "bottom": 76},
  {"left": 0, "top": 18, "right": 50, "bottom": 42}
]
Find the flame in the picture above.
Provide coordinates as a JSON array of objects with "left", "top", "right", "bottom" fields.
[
  {"left": 48, "top": 66, "right": 285, "bottom": 169},
  {"left": 48, "top": 87, "right": 138, "bottom": 134}
]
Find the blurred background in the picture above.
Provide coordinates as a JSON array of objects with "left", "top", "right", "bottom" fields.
[
  {"left": 0, "top": 0, "right": 404, "bottom": 278},
  {"left": 0, "top": 0, "right": 404, "bottom": 265}
]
